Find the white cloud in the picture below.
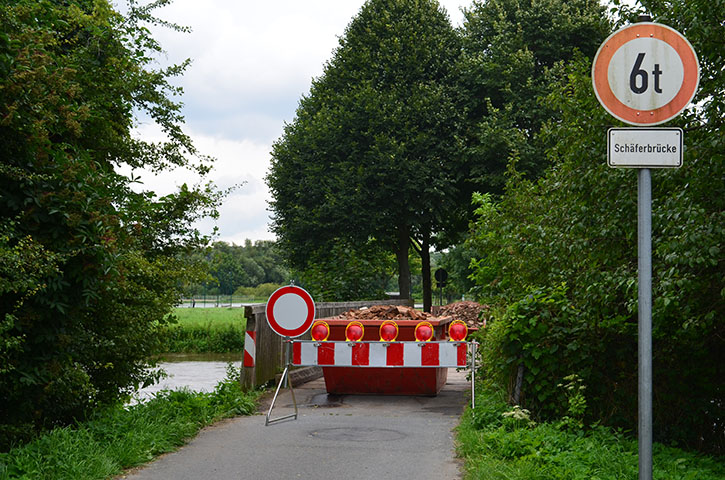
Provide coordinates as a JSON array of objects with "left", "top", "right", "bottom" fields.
[{"left": 129, "top": 0, "right": 469, "bottom": 244}]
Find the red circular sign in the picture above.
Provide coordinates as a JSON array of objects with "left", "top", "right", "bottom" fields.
[
  {"left": 592, "top": 23, "right": 699, "bottom": 125},
  {"left": 265, "top": 286, "right": 315, "bottom": 338}
]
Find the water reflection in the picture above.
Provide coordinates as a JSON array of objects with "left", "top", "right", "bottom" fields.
[{"left": 135, "top": 353, "right": 242, "bottom": 402}]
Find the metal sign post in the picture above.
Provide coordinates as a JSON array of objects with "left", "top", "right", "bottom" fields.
[
  {"left": 592, "top": 16, "right": 699, "bottom": 480},
  {"left": 638, "top": 169, "right": 653, "bottom": 480}
]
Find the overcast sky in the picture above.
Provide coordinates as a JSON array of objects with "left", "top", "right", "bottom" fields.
[{"left": 126, "top": 0, "right": 469, "bottom": 244}]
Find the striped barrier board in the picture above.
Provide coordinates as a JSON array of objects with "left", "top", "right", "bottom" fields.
[
  {"left": 244, "top": 331, "right": 256, "bottom": 368},
  {"left": 291, "top": 341, "right": 469, "bottom": 368}
]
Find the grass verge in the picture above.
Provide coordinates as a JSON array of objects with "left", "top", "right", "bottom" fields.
[
  {"left": 163, "top": 307, "right": 246, "bottom": 353},
  {"left": 0, "top": 366, "right": 260, "bottom": 480},
  {"left": 457, "top": 384, "right": 724, "bottom": 480}
]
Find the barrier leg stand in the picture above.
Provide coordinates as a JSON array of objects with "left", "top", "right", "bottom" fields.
[{"left": 265, "top": 339, "right": 298, "bottom": 426}]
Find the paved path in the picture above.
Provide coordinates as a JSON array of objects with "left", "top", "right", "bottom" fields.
[{"left": 121, "top": 370, "right": 470, "bottom": 480}]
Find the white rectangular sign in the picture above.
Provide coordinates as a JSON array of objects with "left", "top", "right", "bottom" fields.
[{"left": 607, "top": 128, "right": 683, "bottom": 168}]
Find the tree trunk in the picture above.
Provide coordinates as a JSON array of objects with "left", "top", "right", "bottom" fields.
[
  {"left": 396, "top": 225, "right": 411, "bottom": 300},
  {"left": 421, "top": 233, "right": 432, "bottom": 313}
]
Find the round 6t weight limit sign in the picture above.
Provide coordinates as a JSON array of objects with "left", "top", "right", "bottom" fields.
[
  {"left": 266, "top": 286, "right": 315, "bottom": 338},
  {"left": 592, "top": 22, "right": 699, "bottom": 125}
]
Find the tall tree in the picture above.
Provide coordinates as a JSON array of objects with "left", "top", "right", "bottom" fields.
[
  {"left": 458, "top": 0, "right": 609, "bottom": 193},
  {"left": 267, "top": 0, "right": 463, "bottom": 310},
  {"left": 0, "top": 0, "right": 220, "bottom": 446}
]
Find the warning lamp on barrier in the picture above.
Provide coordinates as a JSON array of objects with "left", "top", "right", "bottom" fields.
[
  {"left": 310, "top": 320, "right": 330, "bottom": 342},
  {"left": 379, "top": 320, "right": 399, "bottom": 342},
  {"left": 345, "top": 321, "right": 365, "bottom": 342},
  {"left": 448, "top": 320, "right": 468, "bottom": 342},
  {"left": 414, "top": 321, "right": 434, "bottom": 342}
]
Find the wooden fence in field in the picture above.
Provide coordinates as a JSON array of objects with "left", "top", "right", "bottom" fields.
[{"left": 241, "top": 299, "right": 414, "bottom": 390}]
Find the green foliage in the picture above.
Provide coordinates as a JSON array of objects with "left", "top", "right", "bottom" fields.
[
  {"left": 197, "top": 240, "right": 289, "bottom": 295},
  {"left": 467, "top": 0, "right": 724, "bottom": 453},
  {"left": 559, "top": 374, "right": 587, "bottom": 431},
  {"left": 458, "top": 386, "right": 725, "bottom": 480},
  {"left": 234, "top": 283, "right": 284, "bottom": 299},
  {"left": 459, "top": 0, "right": 610, "bottom": 193},
  {"left": 0, "top": 0, "right": 223, "bottom": 448},
  {"left": 294, "top": 240, "right": 395, "bottom": 302},
  {"left": 0, "top": 367, "right": 259, "bottom": 479},
  {"left": 161, "top": 308, "right": 246, "bottom": 353},
  {"left": 481, "top": 284, "right": 591, "bottom": 419}
]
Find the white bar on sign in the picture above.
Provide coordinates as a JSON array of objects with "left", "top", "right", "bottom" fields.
[
  {"left": 438, "top": 343, "right": 459, "bottom": 367},
  {"left": 300, "top": 343, "right": 318, "bottom": 366},
  {"left": 404, "top": 342, "right": 422, "bottom": 367},
  {"left": 368, "top": 343, "right": 387, "bottom": 367},
  {"left": 608, "top": 128, "right": 683, "bottom": 168},
  {"left": 337, "top": 343, "right": 353, "bottom": 366}
]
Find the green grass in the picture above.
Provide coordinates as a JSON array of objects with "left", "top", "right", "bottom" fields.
[
  {"left": 0, "top": 366, "right": 260, "bottom": 480},
  {"left": 162, "top": 308, "right": 246, "bottom": 353},
  {"left": 457, "top": 385, "right": 725, "bottom": 480}
]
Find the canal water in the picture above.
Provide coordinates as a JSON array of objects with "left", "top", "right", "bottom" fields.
[{"left": 135, "top": 353, "right": 242, "bottom": 402}]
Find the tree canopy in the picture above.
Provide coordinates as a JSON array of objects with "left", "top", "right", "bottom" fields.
[
  {"left": 458, "top": 0, "right": 609, "bottom": 193},
  {"left": 0, "top": 0, "right": 221, "bottom": 446},
  {"left": 267, "top": 0, "right": 463, "bottom": 308}
]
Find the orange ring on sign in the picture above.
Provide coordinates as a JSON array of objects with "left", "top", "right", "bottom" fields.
[
  {"left": 592, "top": 23, "right": 699, "bottom": 125},
  {"left": 345, "top": 321, "right": 365, "bottom": 342}
]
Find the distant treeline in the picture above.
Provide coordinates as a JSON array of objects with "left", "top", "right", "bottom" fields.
[{"left": 187, "top": 240, "right": 289, "bottom": 296}]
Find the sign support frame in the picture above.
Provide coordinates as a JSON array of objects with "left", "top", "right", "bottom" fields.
[{"left": 265, "top": 338, "right": 299, "bottom": 426}]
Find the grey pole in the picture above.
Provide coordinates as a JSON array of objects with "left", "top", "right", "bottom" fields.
[{"left": 638, "top": 168, "right": 653, "bottom": 480}]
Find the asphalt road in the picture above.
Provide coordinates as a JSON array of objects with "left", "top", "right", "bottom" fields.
[{"left": 120, "top": 369, "right": 470, "bottom": 480}]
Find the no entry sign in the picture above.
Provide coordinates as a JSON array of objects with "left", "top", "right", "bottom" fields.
[
  {"left": 592, "top": 22, "right": 699, "bottom": 125},
  {"left": 265, "top": 285, "right": 315, "bottom": 338}
]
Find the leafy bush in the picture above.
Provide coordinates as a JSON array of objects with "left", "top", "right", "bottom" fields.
[
  {"left": 0, "top": 0, "right": 222, "bottom": 449},
  {"left": 481, "top": 285, "right": 593, "bottom": 420}
]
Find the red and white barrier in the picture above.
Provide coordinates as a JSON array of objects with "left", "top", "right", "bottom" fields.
[
  {"left": 292, "top": 341, "right": 468, "bottom": 368},
  {"left": 244, "top": 331, "right": 256, "bottom": 368}
]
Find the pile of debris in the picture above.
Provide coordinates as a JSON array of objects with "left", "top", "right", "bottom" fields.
[
  {"left": 336, "top": 304, "right": 433, "bottom": 321},
  {"left": 437, "top": 301, "right": 489, "bottom": 328}
]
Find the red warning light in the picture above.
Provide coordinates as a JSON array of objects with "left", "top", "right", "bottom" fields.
[
  {"left": 414, "top": 321, "right": 434, "bottom": 342},
  {"left": 379, "top": 321, "right": 399, "bottom": 342},
  {"left": 310, "top": 321, "right": 330, "bottom": 342},
  {"left": 448, "top": 320, "right": 468, "bottom": 342},
  {"left": 345, "top": 321, "right": 364, "bottom": 342}
]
